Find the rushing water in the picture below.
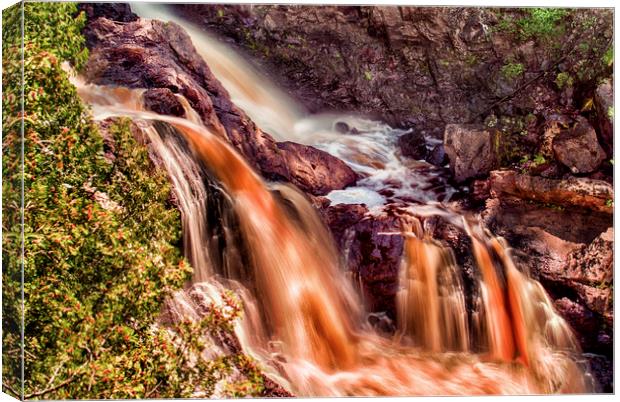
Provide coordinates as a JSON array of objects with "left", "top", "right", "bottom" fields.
[
  {"left": 73, "top": 4, "right": 594, "bottom": 396},
  {"left": 130, "top": 2, "right": 455, "bottom": 208}
]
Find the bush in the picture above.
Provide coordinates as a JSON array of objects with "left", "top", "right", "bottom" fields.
[
  {"left": 2, "top": 2, "right": 266, "bottom": 398},
  {"left": 500, "top": 62, "right": 525, "bottom": 80}
]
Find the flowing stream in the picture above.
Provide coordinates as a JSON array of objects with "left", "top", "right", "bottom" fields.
[{"left": 73, "top": 4, "right": 594, "bottom": 396}]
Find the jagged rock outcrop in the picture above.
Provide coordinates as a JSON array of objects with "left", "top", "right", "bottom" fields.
[
  {"left": 552, "top": 117, "right": 606, "bottom": 174},
  {"left": 481, "top": 194, "right": 613, "bottom": 365},
  {"left": 81, "top": 13, "right": 356, "bottom": 196},
  {"left": 172, "top": 4, "right": 612, "bottom": 134},
  {"left": 489, "top": 170, "right": 613, "bottom": 213}
]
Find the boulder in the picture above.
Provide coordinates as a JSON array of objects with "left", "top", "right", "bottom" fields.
[
  {"left": 594, "top": 79, "right": 613, "bottom": 156},
  {"left": 143, "top": 88, "right": 185, "bottom": 117},
  {"left": 397, "top": 131, "right": 427, "bottom": 160},
  {"left": 565, "top": 227, "right": 613, "bottom": 286},
  {"left": 81, "top": 14, "right": 356, "bottom": 196},
  {"left": 552, "top": 117, "right": 606, "bottom": 173},
  {"left": 276, "top": 142, "right": 357, "bottom": 196},
  {"left": 427, "top": 143, "right": 448, "bottom": 166},
  {"left": 553, "top": 297, "right": 600, "bottom": 350},
  {"left": 489, "top": 170, "right": 613, "bottom": 214},
  {"left": 562, "top": 228, "right": 614, "bottom": 323},
  {"left": 444, "top": 124, "right": 499, "bottom": 182}
]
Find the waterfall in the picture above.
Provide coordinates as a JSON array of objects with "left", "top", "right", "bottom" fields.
[{"left": 72, "top": 78, "right": 592, "bottom": 395}]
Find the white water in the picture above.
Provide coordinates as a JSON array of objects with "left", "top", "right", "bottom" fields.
[
  {"left": 78, "top": 5, "right": 594, "bottom": 396},
  {"left": 130, "top": 2, "right": 455, "bottom": 207}
]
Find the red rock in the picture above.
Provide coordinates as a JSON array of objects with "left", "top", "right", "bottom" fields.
[
  {"left": 143, "top": 88, "right": 185, "bottom": 117},
  {"left": 552, "top": 117, "right": 606, "bottom": 174},
  {"left": 277, "top": 141, "right": 357, "bottom": 196},
  {"left": 489, "top": 170, "right": 613, "bottom": 214},
  {"left": 82, "top": 16, "right": 355, "bottom": 196},
  {"left": 397, "top": 131, "right": 428, "bottom": 160},
  {"left": 444, "top": 124, "right": 500, "bottom": 182}
]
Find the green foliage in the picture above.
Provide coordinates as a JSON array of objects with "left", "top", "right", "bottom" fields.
[
  {"left": 3, "top": 2, "right": 266, "bottom": 398},
  {"left": 2, "top": 3, "right": 25, "bottom": 398},
  {"left": 608, "top": 106, "right": 614, "bottom": 120},
  {"left": 364, "top": 70, "right": 373, "bottom": 81},
  {"left": 494, "top": 8, "right": 568, "bottom": 43},
  {"left": 500, "top": 62, "right": 525, "bottom": 80},
  {"left": 519, "top": 153, "right": 547, "bottom": 173},
  {"left": 532, "top": 154, "right": 547, "bottom": 165},
  {"left": 517, "top": 8, "right": 568, "bottom": 39},
  {"left": 602, "top": 46, "right": 613, "bottom": 67},
  {"left": 554, "top": 72, "right": 573, "bottom": 89}
]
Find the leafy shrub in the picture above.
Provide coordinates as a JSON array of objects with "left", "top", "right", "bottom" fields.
[
  {"left": 500, "top": 62, "right": 525, "bottom": 80},
  {"left": 518, "top": 8, "right": 568, "bottom": 39},
  {"left": 554, "top": 72, "right": 573, "bottom": 89},
  {"left": 2, "top": 2, "right": 266, "bottom": 398}
]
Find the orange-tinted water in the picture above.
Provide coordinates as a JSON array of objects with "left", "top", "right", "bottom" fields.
[{"left": 74, "top": 70, "right": 592, "bottom": 396}]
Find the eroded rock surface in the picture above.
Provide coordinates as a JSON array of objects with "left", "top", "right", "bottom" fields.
[
  {"left": 81, "top": 14, "right": 356, "bottom": 196},
  {"left": 552, "top": 117, "right": 606, "bottom": 174},
  {"left": 489, "top": 170, "right": 613, "bottom": 213},
  {"left": 172, "top": 4, "right": 612, "bottom": 134},
  {"left": 444, "top": 124, "right": 500, "bottom": 182}
]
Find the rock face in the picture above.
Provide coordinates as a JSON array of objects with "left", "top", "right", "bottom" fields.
[
  {"left": 563, "top": 228, "right": 613, "bottom": 323},
  {"left": 552, "top": 117, "right": 606, "bottom": 173},
  {"left": 143, "top": 88, "right": 185, "bottom": 117},
  {"left": 489, "top": 170, "right": 613, "bottom": 213},
  {"left": 81, "top": 13, "right": 355, "bottom": 196},
  {"left": 78, "top": 3, "right": 138, "bottom": 22},
  {"left": 343, "top": 207, "right": 409, "bottom": 315},
  {"left": 172, "top": 4, "right": 612, "bottom": 132},
  {"left": 481, "top": 193, "right": 613, "bottom": 384},
  {"left": 444, "top": 124, "right": 499, "bottom": 182}
]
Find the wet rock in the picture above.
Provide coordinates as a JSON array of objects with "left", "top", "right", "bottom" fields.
[
  {"left": 553, "top": 297, "right": 599, "bottom": 350},
  {"left": 334, "top": 121, "right": 359, "bottom": 134},
  {"left": 481, "top": 196, "right": 613, "bottom": 359},
  {"left": 320, "top": 203, "right": 369, "bottom": 249},
  {"left": 277, "top": 142, "right": 357, "bottom": 196},
  {"left": 78, "top": 3, "right": 138, "bottom": 22},
  {"left": 444, "top": 124, "right": 499, "bottom": 182},
  {"left": 471, "top": 178, "right": 491, "bottom": 202},
  {"left": 398, "top": 131, "right": 427, "bottom": 160},
  {"left": 427, "top": 143, "right": 448, "bottom": 166},
  {"left": 594, "top": 79, "right": 613, "bottom": 156},
  {"left": 489, "top": 170, "right": 613, "bottom": 213},
  {"left": 143, "top": 88, "right": 185, "bottom": 117},
  {"left": 82, "top": 14, "right": 355, "bottom": 196},
  {"left": 343, "top": 205, "right": 420, "bottom": 316},
  {"left": 552, "top": 117, "right": 606, "bottom": 174},
  {"left": 585, "top": 354, "right": 614, "bottom": 393}
]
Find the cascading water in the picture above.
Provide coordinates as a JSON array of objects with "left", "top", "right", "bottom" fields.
[
  {"left": 130, "top": 2, "right": 456, "bottom": 208},
  {"left": 72, "top": 5, "right": 595, "bottom": 395}
]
